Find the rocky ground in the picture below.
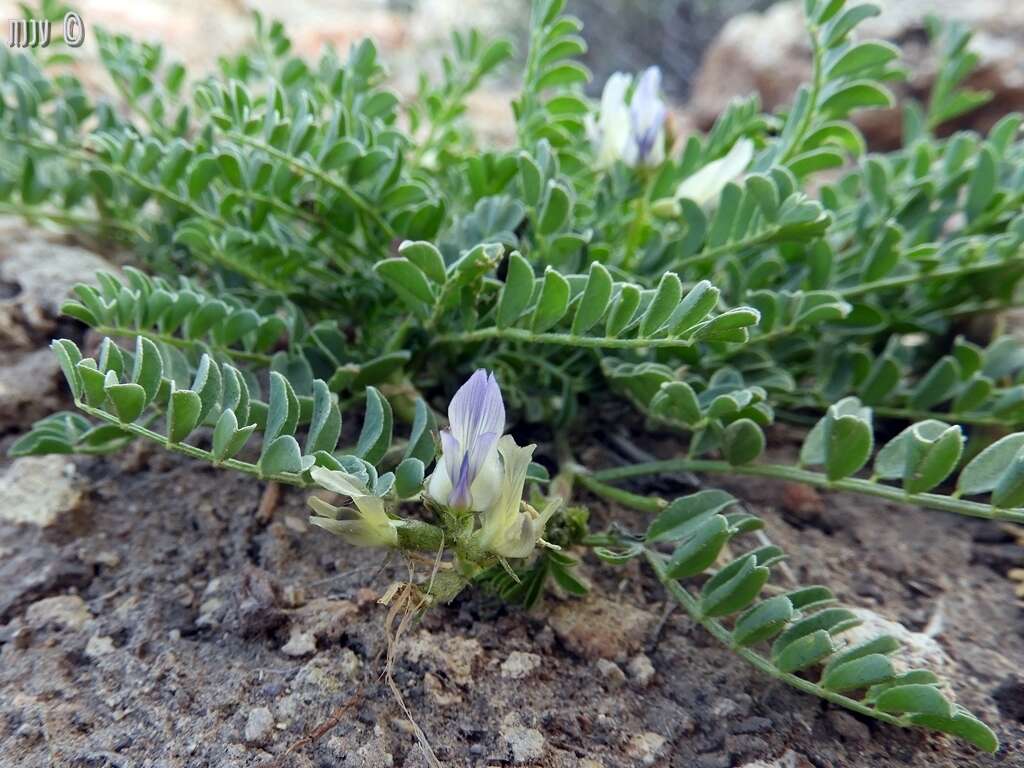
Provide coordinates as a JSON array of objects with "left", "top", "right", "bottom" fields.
[
  {"left": 1, "top": 223, "right": 1023, "bottom": 767},
  {"left": 2, "top": 1, "right": 1024, "bottom": 766}
]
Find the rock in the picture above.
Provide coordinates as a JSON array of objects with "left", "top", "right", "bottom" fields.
[
  {"left": 841, "top": 607, "right": 953, "bottom": 673},
  {"left": 0, "top": 235, "right": 119, "bottom": 339},
  {"left": 625, "top": 732, "right": 667, "bottom": 766},
  {"left": 280, "top": 625, "right": 317, "bottom": 657},
  {"left": 690, "top": 0, "right": 1024, "bottom": 147},
  {"left": 0, "top": 456, "right": 82, "bottom": 527},
  {"left": 290, "top": 597, "right": 357, "bottom": 643},
  {"left": 827, "top": 710, "right": 871, "bottom": 743},
  {"left": 294, "top": 654, "right": 356, "bottom": 695},
  {"left": 423, "top": 671, "right": 462, "bottom": 706},
  {"left": 25, "top": 595, "right": 92, "bottom": 631},
  {"left": 596, "top": 658, "right": 626, "bottom": 688},
  {"left": 993, "top": 675, "right": 1024, "bottom": 721},
  {"left": 243, "top": 706, "right": 274, "bottom": 744},
  {"left": 501, "top": 650, "right": 542, "bottom": 679},
  {"left": 730, "top": 716, "right": 773, "bottom": 735},
  {"left": 502, "top": 726, "right": 545, "bottom": 764},
  {"left": 547, "top": 596, "right": 655, "bottom": 661},
  {"left": 0, "top": 349, "right": 61, "bottom": 426},
  {"left": 737, "top": 750, "right": 814, "bottom": 768},
  {"left": 84, "top": 634, "right": 115, "bottom": 659},
  {"left": 403, "top": 631, "right": 482, "bottom": 686},
  {"left": 627, "top": 653, "right": 656, "bottom": 687}
]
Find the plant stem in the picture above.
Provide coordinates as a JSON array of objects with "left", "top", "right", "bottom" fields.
[
  {"left": 643, "top": 549, "right": 903, "bottom": 725},
  {"left": 431, "top": 326, "right": 698, "bottom": 350},
  {"left": 576, "top": 473, "right": 666, "bottom": 513},
  {"left": 75, "top": 401, "right": 312, "bottom": 487},
  {"left": 590, "top": 458, "right": 1024, "bottom": 524},
  {"left": 93, "top": 325, "right": 274, "bottom": 365}
]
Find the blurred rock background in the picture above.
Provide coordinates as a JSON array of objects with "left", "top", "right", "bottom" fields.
[{"left": 3, "top": 0, "right": 1023, "bottom": 147}]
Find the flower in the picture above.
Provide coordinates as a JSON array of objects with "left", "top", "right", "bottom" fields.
[
  {"left": 628, "top": 66, "right": 667, "bottom": 167},
  {"left": 308, "top": 466, "right": 398, "bottom": 548},
  {"left": 588, "top": 67, "right": 666, "bottom": 169},
  {"left": 673, "top": 138, "right": 755, "bottom": 206},
  {"left": 474, "top": 435, "right": 561, "bottom": 559},
  {"left": 426, "top": 369, "right": 505, "bottom": 511}
]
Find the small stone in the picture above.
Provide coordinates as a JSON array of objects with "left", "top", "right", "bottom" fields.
[
  {"left": 625, "top": 732, "right": 667, "bottom": 766},
  {"left": 281, "top": 626, "right": 317, "bottom": 657},
  {"left": 827, "top": 710, "right": 870, "bottom": 743},
  {"left": 596, "top": 659, "right": 626, "bottom": 688},
  {"left": 627, "top": 653, "right": 655, "bottom": 687},
  {"left": 502, "top": 726, "right": 545, "bottom": 764},
  {"left": 294, "top": 655, "right": 350, "bottom": 694},
  {"left": 12, "top": 626, "right": 31, "bottom": 649},
  {"left": 244, "top": 706, "right": 274, "bottom": 744},
  {"left": 403, "top": 631, "right": 482, "bottom": 686},
  {"left": 501, "top": 651, "right": 542, "bottom": 679},
  {"left": 730, "top": 716, "right": 773, "bottom": 735},
  {"left": 0, "top": 456, "right": 82, "bottom": 527},
  {"left": 26, "top": 595, "right": 92, "bottom": 631},
  {"left": 547, "top": 595, "right": 655, "bottom": 661},
  {"left": 712, "top": 697, "right": 741, "bottom": 718},
  {"left": 423, "top": 672, "right": 462, "bottom": 706},
  {"left": 993, "top": 675, "right": 1024, "bottom": 721},
  {"left": 85, "top": 634, "right": 115, "bottom": 659},
  {"left": 276, "top": 694, "right": 300, "bottom": 723}
]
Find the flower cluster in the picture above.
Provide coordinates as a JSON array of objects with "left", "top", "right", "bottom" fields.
[{"left": 308, "top": 370, "right": 559, "bottom": 562}]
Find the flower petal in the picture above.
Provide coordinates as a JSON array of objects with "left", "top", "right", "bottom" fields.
[
  {"left": 448, "top": 369, "right": 505, "bottom": 449},
  {"left": 310, "top": 466, "right": 370, "bottom": 498}
]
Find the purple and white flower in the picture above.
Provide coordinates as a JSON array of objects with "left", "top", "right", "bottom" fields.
[
  {"left": 426, "top": 369, "right": 505, "bottom": 511},
  {"left": 588, "top": 66, "right": 667, "bottom": 169}
]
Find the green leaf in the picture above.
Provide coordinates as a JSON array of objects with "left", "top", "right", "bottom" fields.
[
  {"left": 394, "top": 457, "right": 425, "bottom": 498},
  {"left": 375, "top": 258, "right": 435, "bottom": 308},
  {"left": 130, "top": 337, "right": 163, "bottom": 403},
  {"left": 571, "top": 262, "right": 612, "bottom": 335},
  {"left": 404, "top": 398, "right": 437, "bottom": 464},
  {"left": 52, "top": 339, "right": 84, "bottom": 400},
  {"left": 355, "top": 387, "right": 393, "bottom": 465},
  {"left": 646, "top": 489, "right": 738, "bottom": 543},
  {"left": 398, "top": 241, "right": 447, "bottom": 284},
  {"left": 774, "top": 629, "right": 833, "bottom": 674},
  {"left": 305, "top": 379, "right": 342, "bottom": 455},
  {"left": 723, "top": 419, "right": 765, "bottom": 466},
  {"left": 905, "top": 712, "right": 998, "bottom": 753},
  {"left": 822, "top": 654, "right": 895, "bottom": 693},
  {"left": 538, "top": 180, "right": 571, "bottom": 235},
  {"left": 259, "top": 435, "right": 304, "bottom": 476},
  {"left": 103, "top": 376, "right": 147, "bottom": 423},
  {"left": 640, "top": 273, "right": 683, "bottom": 337},
  {"left": 497, "top": 252, "right": 535, "bottom": 328},
  {"left": 957, "top": 432, "right": 1024, "bottom": 496},
  {"left": 606, "top": 284, "right": 641, "bottom": 338},
  {"left": 733, "top": 596, "right": 794, "bottom": 647},
  {"left": 191, "top": 354, "right": 223, "bottom": 423},
  {"left": 166, "top": 386, "right": 202, "bottom": 444},
  {"left": 665, "top": 515, "right": 731, "bottom": 579},
  {"left": 700, "top": 555, "right": 770, "bottom": 618},
  {"left": 532, "top": 267, "right": 571, "bottom": 333},
  {"left": 820, "top": 81, "right": 893, "bottom": 119},
  {"left": 826, "top": 41, "right": 900, "bottom": 79},
  {"left": 876, "top": 684, "right": 954, "bottom": 718}
]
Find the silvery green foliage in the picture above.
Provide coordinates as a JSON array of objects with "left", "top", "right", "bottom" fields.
[{"left": 1, "top": 0, "right": 1016, "bottom": 752}]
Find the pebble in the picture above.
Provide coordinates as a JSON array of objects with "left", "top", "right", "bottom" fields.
[
  {"left": 243, "top": 707, "right": 274, "bottom": 744},
  {"left": 502, "top": 726, "right": 545, "bottom": 764},
  {"left": 596, "top": 658, "right": 626, "bottom": 688},
  {"left": 548, "top": 596, "right": 655, "bottom": 661},
  {"left": 85, "top": 634, "right": 115, "bottom": 659},
  {"left": 625, "top": 732, "right": 667, "bottom": 766},
  {"left": 0, "top": 456, "right": 82, "bottom": 527},
  {"left": 827, "top": 710, "right": 870, "bottom": 743},
  {"left": 280, "top": 626, "right": 317, "bottom": 657},
  {"left": 627, "top": 653, "right": 655, "bottom": 686},
  {"left": 500, "top": 650, "right": 541, "bottom": 679},
  {"left": 25, "top": 595, "right": 92, "bottom": 631},
  {"left": 730, "top": 716, "right": 773, "bottom": 734}
]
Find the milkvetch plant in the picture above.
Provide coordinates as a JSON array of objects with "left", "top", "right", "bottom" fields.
[{"left": 3, "top": 0, "right": 1019, "bottom": 753}]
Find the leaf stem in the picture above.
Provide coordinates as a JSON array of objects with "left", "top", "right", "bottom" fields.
[
  {"left": 431, "top": 326, "right": 698, "bottom": 350},
  {"left": 590, "top": 458, "right": 1024, "bottom": 524},
  {"left": 643, "top": 549, "right": 903, "bottom": 725}
]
